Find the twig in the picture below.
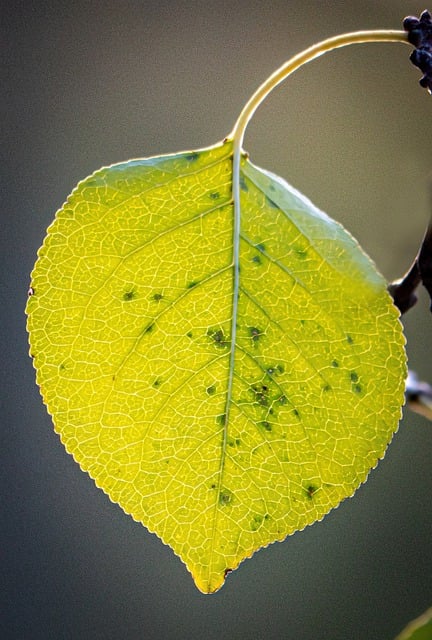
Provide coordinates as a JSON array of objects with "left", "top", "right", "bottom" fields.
[{"left": 388, "top": 218, "right": 432, "bottom": 314}]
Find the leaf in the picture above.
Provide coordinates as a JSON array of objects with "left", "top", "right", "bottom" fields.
[
  {"left": 27, "top": 139, "right": 406, "bottom": 593},
  {"left": 395, "top": 608, "right": 432, "bottom": 640}
]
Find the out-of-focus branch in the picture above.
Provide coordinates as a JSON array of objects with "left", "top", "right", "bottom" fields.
[{"left": 405, "top": 370, "right": 432, "bottom": 420}]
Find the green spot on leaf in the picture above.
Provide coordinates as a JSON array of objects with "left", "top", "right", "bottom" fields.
[
  {"left": 248, "top": 326, "right": 262, "bottom": 342},
  {"left": 250, "top": 514, "right": 264, "bottom": 531},
  {"left": 260, "top": 421, "right": 272, "bottom": 432},
  {"left": 123, "top": 290, "right": 136, "bottom": 301},
  {"left": 250, "top": 384, "right": 269, "bottom": 407},
  {"left": 219, "top": 489, "right": 233, "bottom": 506},
  {"left": 217, "top": 414, "right": 226, "bottom": 426},
  {"left": 207, "top": 328, "right": 229, "bottom": 348},
  {"left": 305, "top": 484, "right": 318, "bottom": 500}
]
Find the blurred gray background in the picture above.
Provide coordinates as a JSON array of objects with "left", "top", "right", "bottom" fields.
[{"left": 2, "top": 1, "right": 432, "bottom": 638}]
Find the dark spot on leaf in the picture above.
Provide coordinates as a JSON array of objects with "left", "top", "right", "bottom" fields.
[
  {"left": 228, "top": 438, "right": 235, "bottom": 447},
  {"left": 210, "top": 483, "right": 216, "bottom": 489},
  {"left": 293, "top": 408, "right": 300, "bottom": 417},
  {"left": 224, "top": 567, "right": 233, "bottom": 578},
  {"left": 300, "top": 319, "right": 306, "bottom": 326},
  {"left": 187, "top": 281, "right": 198, "bottom": 289},
  {"left": 123, "top": 290, "right": 136, "bottom": 301},
  {"left": 28, "top": 286, "right": 34, "bottom": 297},
  {"left": 296, "top": 249, "right": 308, "bottom": 259},
  {"left": 252, "top": 255, "right": 262, "bottom": 265},
  {"left": 260, "top": 421, "right": 272, "bottom": 432},
  {"left": 207, "top": 328, "right": 229, "bottom": 348},
  {"left": 250, "top": 384, "right": 269, "bottom": 407},
  {"left": 186, "top": 331, "right": 193, "bottom": 338},
  {"left": 248, "top": 326, "right": 262, "bottom": 342},
  {"left": 239, "top": 176, "right": 248, "bottom": 192},
  {"left": 153, "top": 378, "right": 161, "bottom": 388},
  {"left": 235, "top": 438, "right": 241, "bottom": 446},
  {"left": 264, "top": 513, "right": 270, "bottom": 520},
  {"left": 322, "top": 384, "right": 332, "bottom": 392},
  {"left": 219, "top": 489, "right": 232, "bottom": 505},
  {"left": 346, "top": 334, "right": 354, "bottom": 344},
  {"left": 278, "top": 395, "right": 287, "bottom": 405},
  {"left": 353, "top": 384, "right": 362, "bottom": 394},
  {"left": 266, "top": 367, "right": 275, "bottom": 376},
  {"left": 209, "top": 191, "right": 220, "bottom": 200},
  {"left": 255, "top": 242, "right": 265, "bottom": 252},
  {"left": 152, "top": 293, "right": 163, "bottom": 301},
  {"left": 206, "top": 385, "right": 216, "bottom": 395},
  {"left": 185, "top": 152, "right": 199, "bottom": 162},
  {"left": 350, "top": 371, "right": 359, "bottom": 383},
  {"left": 251, "top": 514, "right": 264, "bottom": 531},
  {"left": 144, "top": 323, "right": 154, "bottom": 334},
  {"left": 277, "top": 364, "right": 285, "bottom": 374},
  {"left": 217, "top": 414, "right": 227, "bottom": 426},
  {"left": 331, "top": 360, "right": 339, "bottom": 368},
  {"left": 305, "top": 484, "right": 317, "bottom": 499},
  {"left": 59, "top": 363, "right": 66, "bottom": 371}
]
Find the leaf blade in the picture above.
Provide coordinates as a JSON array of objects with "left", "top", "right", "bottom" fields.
[{"left": 27, "top": 139, "right": 406, "bottom": 593}]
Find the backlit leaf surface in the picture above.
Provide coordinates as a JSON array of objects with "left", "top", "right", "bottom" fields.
[{"left": 27, "top": 139, "right": 406, "bottom": 593}]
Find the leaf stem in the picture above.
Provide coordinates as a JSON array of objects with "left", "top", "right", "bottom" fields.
[{"left": 230, "top": 30, "right": 409, "bottom": 147}]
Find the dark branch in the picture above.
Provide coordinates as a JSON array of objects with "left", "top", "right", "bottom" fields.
[
  {"left": 388, "top": 260, "right": 421, "bottom": 314},
  {"left": 389, "top": 210, "right": 432, "bottom": 314},
  {"left": 417, "top": 216, "right": 432, "bottom": 306},
  {"left": 403, "top": 10, "right": 432, "bottom": 93}
]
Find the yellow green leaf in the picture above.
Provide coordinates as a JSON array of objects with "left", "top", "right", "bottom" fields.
[
  {"left": 26, "top": 139, "right": 406, "bottom": 593},
  {"left": 395, "top": 608, "right": 432, "bottom": 640}
]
